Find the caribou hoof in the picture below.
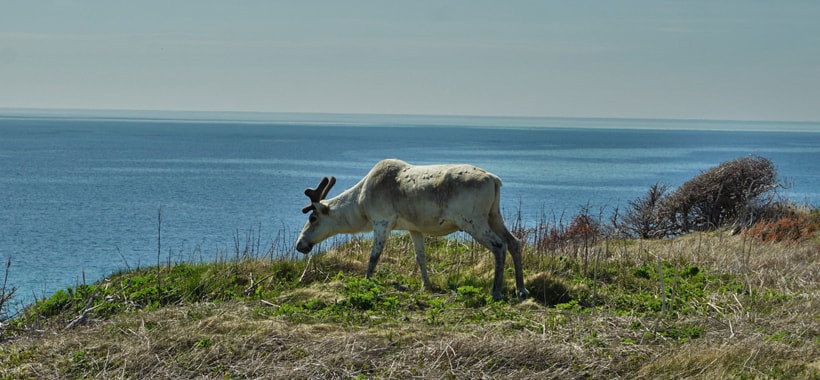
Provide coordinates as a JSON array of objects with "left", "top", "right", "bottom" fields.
[{"left": 517, "top": 288, "right": 530, "bottom": 300}]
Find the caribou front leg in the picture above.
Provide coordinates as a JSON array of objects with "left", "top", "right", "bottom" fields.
[
  {"left": 409, "top": 231, "right": 432, "bottom": 291},
  {"left": 365, "top": 220, "right": 391, "bottom": 280}
]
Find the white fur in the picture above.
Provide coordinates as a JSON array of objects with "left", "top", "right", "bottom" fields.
[{"left": 296, "top": 159, "right": 528, "bottom": 300}]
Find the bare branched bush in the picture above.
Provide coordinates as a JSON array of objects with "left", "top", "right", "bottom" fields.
[
  {"left": 531, "top": 206, "right": 607, "bottom": 277},
  {"left": 623, "top": 156, "right": 781, "bottom": 238},
  {"left": 659, "top": 155, "right": 778, "bottom": 234},
  {"left": 622, "top": 183, "right": 669, "bottom": 238}
]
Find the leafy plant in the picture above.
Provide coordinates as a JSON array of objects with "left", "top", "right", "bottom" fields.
[{"left": 457, "top": 285, "right": 489, "bottom": 308}]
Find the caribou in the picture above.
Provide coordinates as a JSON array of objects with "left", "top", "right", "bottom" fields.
[{"left": 295, "top": 159, "right": 529, "bottom": 301}]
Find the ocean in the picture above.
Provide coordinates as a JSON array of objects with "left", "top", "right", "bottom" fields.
[{"left": 1, "top": 111, "right": 819, "bottom": 308}]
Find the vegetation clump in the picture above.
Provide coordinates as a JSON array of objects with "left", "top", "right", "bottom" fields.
[
  {"left": 622, "top": 155, "right": 782, "bottom": 238},
  {"left": 744, "top": 203, "right": 820, "bottom": 243},
  {"left": 662, "top": 155, "right": 778, "bottom": 233}
]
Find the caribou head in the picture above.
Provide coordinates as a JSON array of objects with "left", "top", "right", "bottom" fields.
[{"left": 296, "top": 176, "right": 337, "bottom": 253}]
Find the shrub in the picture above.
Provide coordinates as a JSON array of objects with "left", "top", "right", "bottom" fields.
[
  {"left": 623, "top": 156, "right": 781, "bottom": 238},
  {"left": 566, "top": 213, "right": 601, "bottom": 242},
  {"left": 744, "top": 205, "right": 820, "bottom": 243},
  {"left": 659, "top": 155, "right": 778, "bottom": 234},
  {"left": 622, "top": 183, "right": 670, "bottom": 238},
  {"left": 536, "top": 208, "right": 602, "bottom": 255}
]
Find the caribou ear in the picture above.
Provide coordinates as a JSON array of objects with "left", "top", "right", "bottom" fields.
[{"left": 301, "top": 202, "right": 330, "bottom": 215}]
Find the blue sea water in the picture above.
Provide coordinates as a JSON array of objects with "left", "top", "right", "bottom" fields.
[{"left": 1, "top": 111, "right": 819, "bottom": 308}]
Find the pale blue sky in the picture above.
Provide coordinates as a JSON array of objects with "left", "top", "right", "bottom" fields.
[{"left": 2, "top": 1, "right": 819, "bottom": 121}]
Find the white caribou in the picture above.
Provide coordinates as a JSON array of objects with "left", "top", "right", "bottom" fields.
[{"left": 295, "top": 159, "right": 529, "bottom": 301}]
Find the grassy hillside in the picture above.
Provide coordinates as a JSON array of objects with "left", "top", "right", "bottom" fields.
[{"left": 1, "top": 226, "right": 818, "bottom": 379}]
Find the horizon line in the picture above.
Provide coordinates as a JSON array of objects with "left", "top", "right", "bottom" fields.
[{"left": 2, "top": 107, "right": 819, "bottom": 132}]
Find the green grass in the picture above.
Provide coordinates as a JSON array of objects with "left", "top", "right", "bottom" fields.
[{"left": 1, "top": 229, "right": 818, "bottom": 379}]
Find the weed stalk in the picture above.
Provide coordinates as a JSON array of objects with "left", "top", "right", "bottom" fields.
[{"left": 157, "top": 206, "right": 163, "bottom": 292}]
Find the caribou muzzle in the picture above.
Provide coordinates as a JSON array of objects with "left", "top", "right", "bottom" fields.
[{"left": 295, "top": 239, "right": 313, "bottom": 254}]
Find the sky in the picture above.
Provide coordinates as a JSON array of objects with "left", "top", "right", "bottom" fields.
[{"left": 1, "top": 1, "right": 819, "bottom": 122}]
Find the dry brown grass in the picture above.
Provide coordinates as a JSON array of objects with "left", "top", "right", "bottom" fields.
[
  {"left": 639, "top": 229, "right": 820, "bottom": 289},
  {"left": 1, "top": 228, "right": 818, "bottom": 379},
  {"left": 0, "top": 302, "right": 662, "bottom": 379}
]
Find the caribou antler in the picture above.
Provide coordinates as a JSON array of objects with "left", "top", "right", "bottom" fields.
[{"left": 301, "top": 176, "right": 336, "bottom": 213}]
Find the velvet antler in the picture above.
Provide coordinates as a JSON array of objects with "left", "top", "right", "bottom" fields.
[{"left": 301, "top": 176, "right": 336, "bottom": 213}]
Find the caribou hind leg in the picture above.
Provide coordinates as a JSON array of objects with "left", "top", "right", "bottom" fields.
[
  {"left": 459, "top": 220, "right": 510, "bottom": 301},
  {"left": 460, "top": 215, "right": 529, "bottom": 301},
  {"left": 490, "top": 213, "right": 529, "bottom": 299}
]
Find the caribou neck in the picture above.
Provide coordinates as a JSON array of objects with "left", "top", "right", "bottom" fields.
[{"left": 326, "top": 185, "right": 370, "bottom": 233}]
